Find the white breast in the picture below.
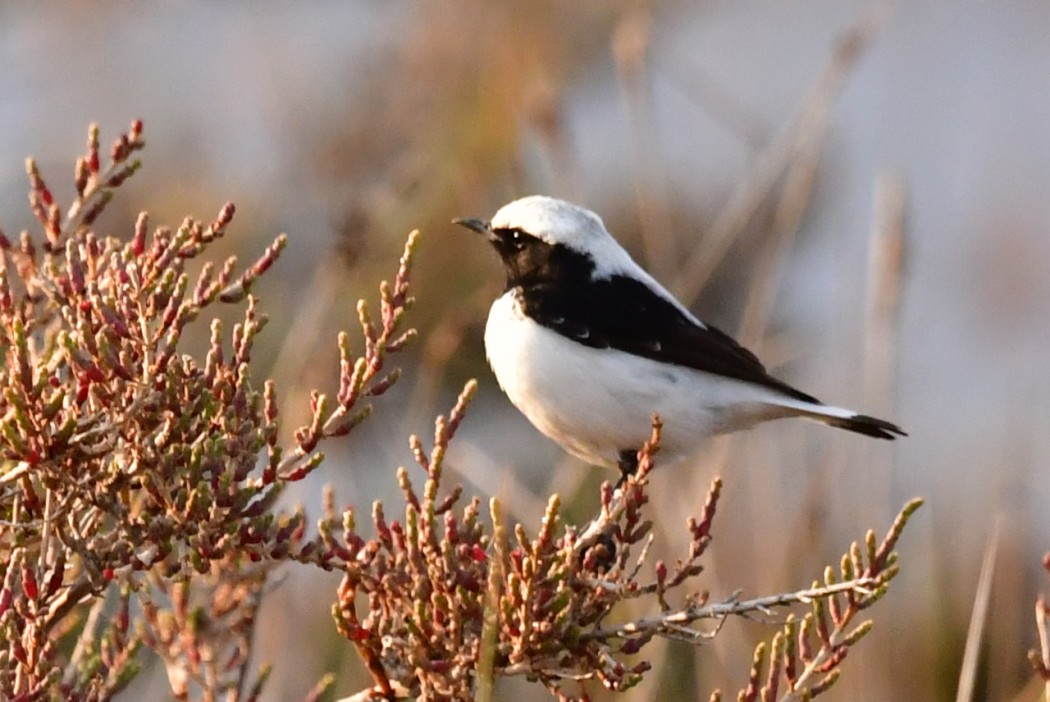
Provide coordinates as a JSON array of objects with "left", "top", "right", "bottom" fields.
[{"left": 483, "top": 291, "right": 786, "bottom": 468}]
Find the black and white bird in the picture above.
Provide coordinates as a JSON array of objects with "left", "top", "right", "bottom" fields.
[{"left": 455, "top": 195, "right": 905, "bottom": 475}]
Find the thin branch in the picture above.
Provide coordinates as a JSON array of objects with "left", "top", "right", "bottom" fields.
[
  {"left": 955, "top": 517, "right": 1000, "bottom": 702},
  {"left": 582, "top": 579, "right": 876, "bottom": 643}
]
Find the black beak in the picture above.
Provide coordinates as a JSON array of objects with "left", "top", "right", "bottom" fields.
[{"left": 452, "top": 217, "right": 489, "bottom": 235}]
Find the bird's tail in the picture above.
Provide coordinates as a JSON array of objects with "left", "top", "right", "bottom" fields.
[{"left": 772, "top": 399, "right": 907, "bottom": 440}]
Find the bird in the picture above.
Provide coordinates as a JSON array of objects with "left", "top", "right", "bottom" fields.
[{"left": 454, "top": 195, "right": 905, "bottom": 476}]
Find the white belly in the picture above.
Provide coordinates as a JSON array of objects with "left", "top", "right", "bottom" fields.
[{"left": 484, "top": 292, "right": 782, "bottom": 468}]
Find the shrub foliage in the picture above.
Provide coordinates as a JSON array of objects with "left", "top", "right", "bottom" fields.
[{"left": 0, "top": 121, "right": 921, "bottom": 702}]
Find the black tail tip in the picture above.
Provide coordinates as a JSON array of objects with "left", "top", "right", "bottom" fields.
[{"left": 834, "top": 414, "right": 908, "bottom": 440}]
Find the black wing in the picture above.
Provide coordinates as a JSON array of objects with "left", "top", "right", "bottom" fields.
[{"left": 520, "top": 276, "right": 819, "bottom": 403}]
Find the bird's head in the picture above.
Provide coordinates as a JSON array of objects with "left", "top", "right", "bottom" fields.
[{"left": 454, "top": 195, "right": 636, "bottom": 283}]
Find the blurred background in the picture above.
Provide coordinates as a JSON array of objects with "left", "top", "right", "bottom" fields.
[{"left": 3, "top": 1, "right": 1049, "bottom": 700}]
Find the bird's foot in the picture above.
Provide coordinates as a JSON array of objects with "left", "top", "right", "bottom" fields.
[{"left": 616, "top": 448, "right": 640, "bottom": 489}]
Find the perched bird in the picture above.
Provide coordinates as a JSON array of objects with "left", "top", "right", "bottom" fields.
[{"left": 455, "top": 195, "right": 905, "bottom": 475}]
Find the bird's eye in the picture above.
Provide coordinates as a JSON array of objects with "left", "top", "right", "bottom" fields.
[{"left": 498, "top": 228, "right": 529, "bottom": 251}]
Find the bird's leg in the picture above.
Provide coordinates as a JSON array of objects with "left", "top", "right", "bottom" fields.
[
  {"left": 616, "top": 448, "right": 640, "bottom": 489},
  {"left": 584, "top": 449, "right": 641, "bottom": 571}
]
